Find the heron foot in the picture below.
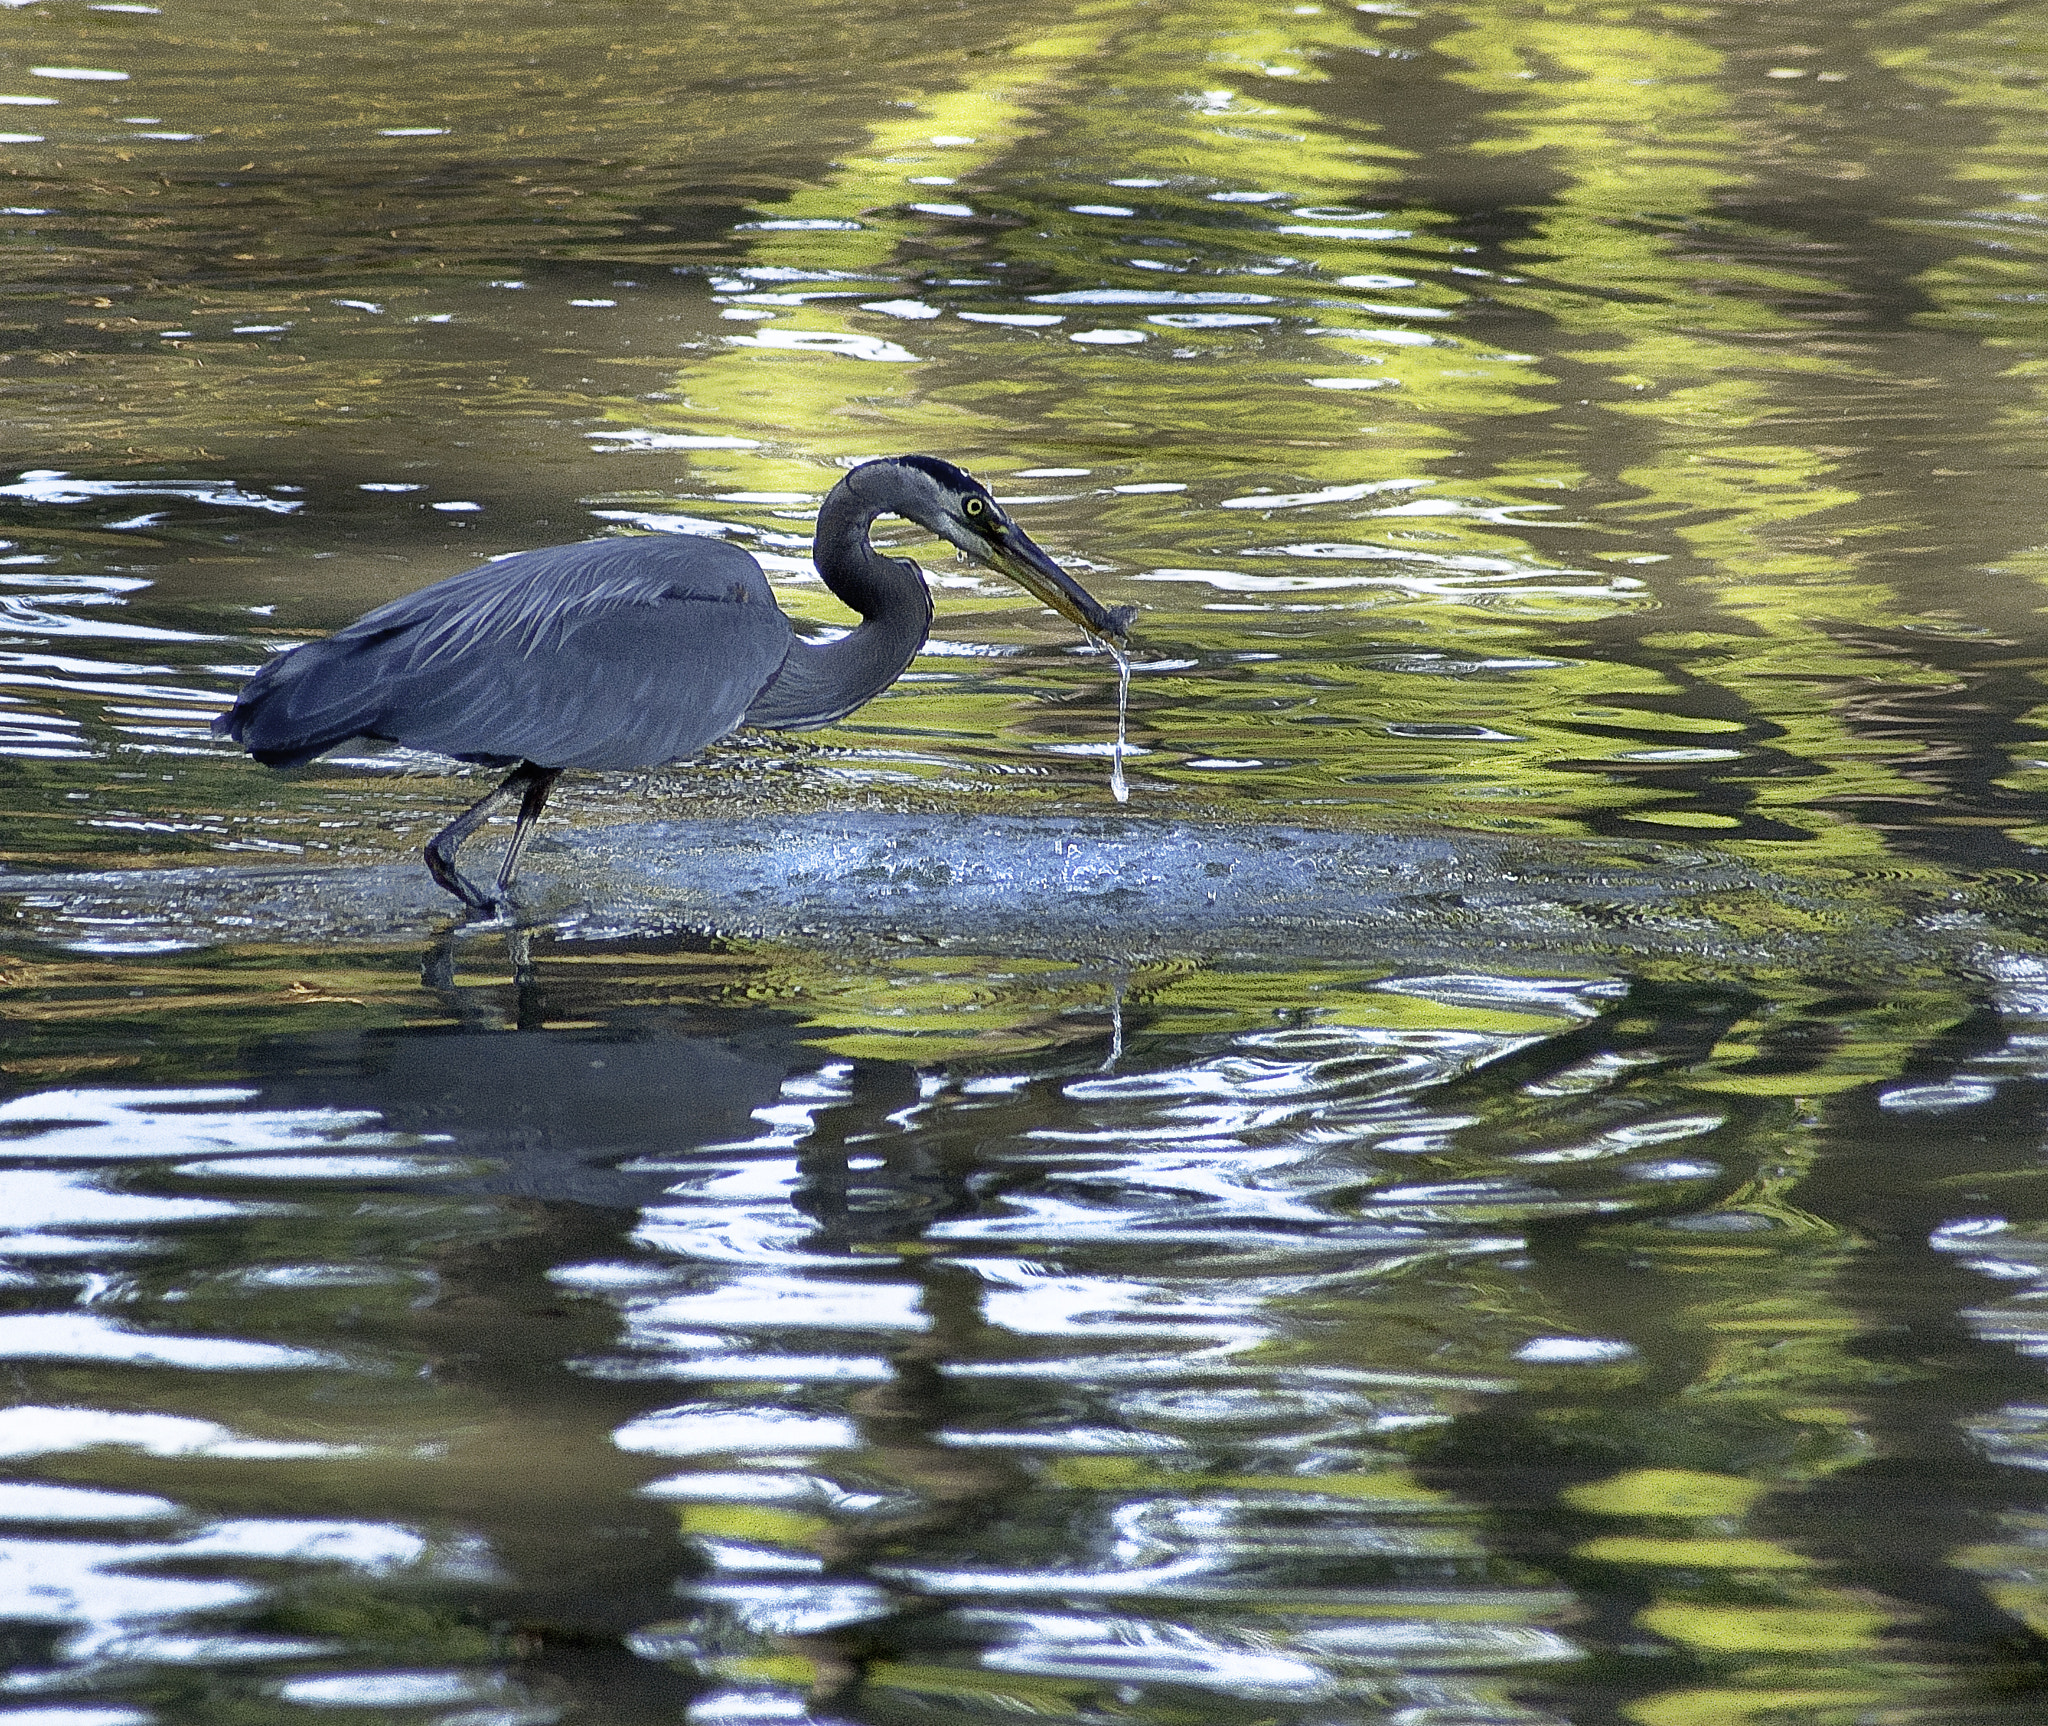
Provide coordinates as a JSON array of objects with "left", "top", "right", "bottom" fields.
[
  {"left": 423, "top": 762, "right": 560, "bottom": 912},
  {"left": 423, "top": 841, "right": 500, "bottom": 912}
]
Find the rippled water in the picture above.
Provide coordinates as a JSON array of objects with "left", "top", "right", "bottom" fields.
[
  {"left": 9, "top": 945, "right": 2048, "bottom": 1725},
  {"left": 11, "top": 1, "right": 2048, "bottom": 1722}
]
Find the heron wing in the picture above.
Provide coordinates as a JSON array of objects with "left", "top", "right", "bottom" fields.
[{"left": 220, "top": 534, "right": 794, "bottom": 769}]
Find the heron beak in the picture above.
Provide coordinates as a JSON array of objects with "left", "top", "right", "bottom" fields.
[{"left": 983, "top": 525, "right": 1135, "bottom": 643}]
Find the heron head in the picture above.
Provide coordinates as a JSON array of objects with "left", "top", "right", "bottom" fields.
[{"left": 861, "top": 455, "right": 1135, "bottom": 644}]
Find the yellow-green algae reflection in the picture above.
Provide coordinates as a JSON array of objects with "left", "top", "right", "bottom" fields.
[
  {"left": 596, "top": 0, "right": 1611, "bottom": 829},
  {"left": 557, "top": 0, "right": 2048, "bottom": 883},
  {"left": 11, "top": 0, "right": 2048, "bottom": 885}
]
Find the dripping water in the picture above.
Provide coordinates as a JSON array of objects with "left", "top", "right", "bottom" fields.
[{"left": 1106, "top": 637, "right": 1131, "bottom": 804}]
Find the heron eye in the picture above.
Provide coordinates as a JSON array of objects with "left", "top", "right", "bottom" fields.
[{"left": 963, "top": 496, "right": 985, "bottom": 518}]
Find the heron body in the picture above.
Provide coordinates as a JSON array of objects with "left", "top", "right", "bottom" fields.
[{"left": 216, "top": 455, "right": 1132, "bottom": 910}]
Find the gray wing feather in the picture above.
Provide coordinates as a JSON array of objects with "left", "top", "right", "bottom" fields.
[{"left": 219, "top": 535, "right": 794, "bottom": 770}]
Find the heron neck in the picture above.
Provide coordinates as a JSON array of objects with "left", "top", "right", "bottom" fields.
[{"left": 740, "top": 490, "right": 933, "bottom": 732}]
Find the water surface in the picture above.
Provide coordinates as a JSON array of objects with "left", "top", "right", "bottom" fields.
[{"left": 8, "top": 3, "right": 2048, "bottom": 1723}]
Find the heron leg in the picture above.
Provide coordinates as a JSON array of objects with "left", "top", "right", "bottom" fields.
[
  {"left": 494, "top": 765, "right": 563, "bottom": 898},
  {"left": 424, "top": 767, "right": 533, "bottom": 910}
]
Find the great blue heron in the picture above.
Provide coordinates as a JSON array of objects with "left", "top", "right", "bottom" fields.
[{"left": 215, "top": 455, "right": 1135, "bottom": 910}]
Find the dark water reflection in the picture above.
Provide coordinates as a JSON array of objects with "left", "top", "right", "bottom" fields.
[
  {"left": 10, "top": 0, "right": 2048, "bottom": 1722},
  {"left": 3, "top": 939, "right": 2048, "bottom": 1723}
]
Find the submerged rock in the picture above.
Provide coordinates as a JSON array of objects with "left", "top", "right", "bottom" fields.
[{"left": 0, "top": 812, "right": 2004, "bottom": 978}]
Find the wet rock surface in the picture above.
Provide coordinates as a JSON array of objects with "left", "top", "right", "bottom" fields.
[{"left": 0, "top": 812, "right": 2003, "bottom": 975}]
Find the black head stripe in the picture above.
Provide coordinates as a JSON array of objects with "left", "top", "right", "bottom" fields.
[{"left": 898, "top": 454, "right": 980, "bottom": 493}]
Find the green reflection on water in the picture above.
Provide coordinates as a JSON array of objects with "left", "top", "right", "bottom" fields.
[{"left": 7, "top": 0, "right": 2048, "bottom": 887}]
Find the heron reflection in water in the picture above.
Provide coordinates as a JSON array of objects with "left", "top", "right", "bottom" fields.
[{"left": 217, "top": 455, "right": 1134, "bottom": 910}]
